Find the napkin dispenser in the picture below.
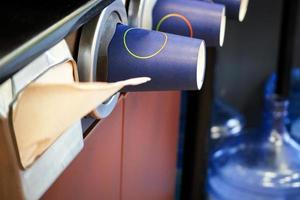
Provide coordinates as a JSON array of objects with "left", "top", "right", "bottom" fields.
[
  {"left": 0, "top": 39, "right": 149, "bottom": 199},
  {"left": 0, "top": 41, "right": 83, "bottom": 200}
]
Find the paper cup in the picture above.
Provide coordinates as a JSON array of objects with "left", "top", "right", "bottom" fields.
[
  {"left": 107, "top": 24, "right": 206, "bottom": 91},
  {"left": 202, "top": 0, "right": 249, "bottom": 21},
  {"left": 153, "top": 0, "right": 226, "bottom": 46}
]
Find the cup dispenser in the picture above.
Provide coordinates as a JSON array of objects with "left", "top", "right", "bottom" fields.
[
  {"left": 0, "top": 41, "right": 87, "bottom": 200},
  {"left": 0, "top": 39, "right": 148, "bottom": 200},
  {"left": 78, "top": 0, "right": 206, "bottom": 95},
  {"left": 77, "top": 0, "right": 129, "bottom": 119},
  {"left": 126, "top": 0, "right": 226, "bottom": 46}
]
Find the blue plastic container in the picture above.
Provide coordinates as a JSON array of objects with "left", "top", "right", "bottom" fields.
[{"left": 208, "top": 96, "right": 300, "bottom": 200}]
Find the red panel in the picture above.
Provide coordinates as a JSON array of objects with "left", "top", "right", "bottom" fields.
[
  {"left": 42, "top": 100, "right": 124, "bottom": 200},
  {"left": 122, "top": 92, "right": 180, "bottom": 200}
]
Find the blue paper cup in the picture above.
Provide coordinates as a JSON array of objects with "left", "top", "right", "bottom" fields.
[
  {"left": 152, "top": 0, "right": 226, "bottom": 46},
  {"left": 107, "top": 24, "right": 206, "bottom": 91},
  {"left": 201, "top": 0, "right": 249, "bottom": 21}
]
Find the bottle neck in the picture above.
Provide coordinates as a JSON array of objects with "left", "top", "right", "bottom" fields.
[{"left": 266, "top": 96, "right": 289, "bottom": 145}]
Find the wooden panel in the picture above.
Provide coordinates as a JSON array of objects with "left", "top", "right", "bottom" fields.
[
  {"left": 122, "top": 92, "right": 180, "bottom": 200},
  {"left": 42, "top": 100, "right": 124, "bottom": 200}
]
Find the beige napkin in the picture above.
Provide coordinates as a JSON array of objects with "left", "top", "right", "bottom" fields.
[{"left": 12, "top": 62, "right": 150, "bottom": 168}]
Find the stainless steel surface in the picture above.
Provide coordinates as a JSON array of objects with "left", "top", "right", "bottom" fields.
[
  {"left": 127, "top": 0, "right": 143, "bottom": 27},
  {"left": 78, "top": 0, "right": 127, "bottom": 119},
  {"left": 127, "top": 0, "right": 157, "bottom": 29}
]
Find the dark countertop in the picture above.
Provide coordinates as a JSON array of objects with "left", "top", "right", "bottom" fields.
[{"left": 0, "top": 0, "right": 114, "bottom": 83}]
